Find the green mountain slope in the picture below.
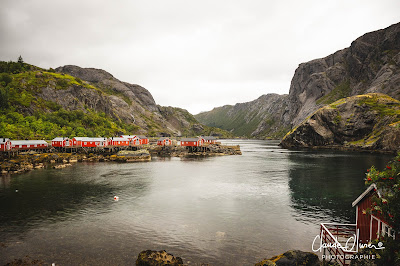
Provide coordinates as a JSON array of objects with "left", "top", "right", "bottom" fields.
[
  {"left": 0, "top": 60, "right": 231, "bottom": 139},
  {"left": 195, "top": 94, "right": 289, "bottom": 138}
]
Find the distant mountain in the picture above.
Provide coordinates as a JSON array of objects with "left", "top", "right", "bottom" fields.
[
  {"left": 196, "top": 22, "right": 400, "bottom": 142},
  {"left": 195, "top": 94, "right": 290, "bottom": 138},
  {"left": 281, "top": 93, "right": 400, "bottom": 153},
  {"left": 0, "top": 62, "right": 231, "bottom": 139}
]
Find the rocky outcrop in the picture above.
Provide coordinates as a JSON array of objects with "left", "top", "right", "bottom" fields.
[
  {"left": 56, "top": 65, "right": 158, "bottom": 112},
  {"left": 149, "top": 143, "right": 242, "bottom": 157},
  {"left": 255, "top": 250, "right": 320, "bottom": 266},
  {"left": 117, "top": 149, "right": 151, "bottom": 162},
  {"left": 289, "top": 22, "right": 400, "bottom": 126},
  {"left": 195, "top": 94, "right": 290, "bottom": 138},
  {"left": 136, "top": 250, "right": 183, "bottom": 266},
  {"left": 280, "top": 93, "right": 400, "bottom": 153}
]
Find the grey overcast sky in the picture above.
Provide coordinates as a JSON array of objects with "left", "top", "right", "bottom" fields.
[{"left": 1, "top": 1, "right": 399, "bottom": 114}]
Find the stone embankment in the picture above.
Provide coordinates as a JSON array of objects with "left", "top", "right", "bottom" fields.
[
  {"left": 148, "top": 143, "right": 242, "bottom": 157},
  {"left": 0, "top": 150, "right": 151, "bottom": 176},
  {"left": 0, "top": 144, "right": 241, "bottom": 176}
]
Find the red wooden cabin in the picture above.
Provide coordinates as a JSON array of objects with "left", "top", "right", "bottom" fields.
[
  {"left": 157, "top": 137, "right": 172, "bottom": 146},
  {"left": 203, "top": 136, "right": 217, "bottom": 144},
  {"left": 137, "top": 135, "right": 149, "bottom": 145},
  {"left": 352, "top": 183, "right": 397, "bottom": 243},
  {"left": 0, "top": 138, "right": 11, "bottom": 152},
  {"left": 319, "top": 183, "right": 398, "bottom": 265},
  {"left": 107, "top": 137, "right": 129, "bottom": 147},
  {"left": 71, "top": 137, "right": 107, "bottom": 148},
  {"left": 180, "top": 137, "right": 205, "bottom": 147},
  {"left": 11, "top": 140, "right": 48, "bottom": 150},
  {"left": 51, "top": 137, "right": 70, "bottom": 148}
]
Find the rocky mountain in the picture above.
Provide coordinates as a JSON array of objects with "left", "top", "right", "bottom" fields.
[
  {"left": 197, "top": 22, "right": 400, "bottom": 142},
  {"left": 195, "top": 94, "right": 290, "bottom": 138},
  {"left": 0, "top": 62, "right": 231, "bottom": 139},
  {"left": 289, "top": 22, "right": 400, "bottom": 126},
  {"left": 280, "top": 93, "right": 400, "bottom": 153}
]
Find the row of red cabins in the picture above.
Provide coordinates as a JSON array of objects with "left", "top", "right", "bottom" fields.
[
  {"left": 0, "top": 135, "right": 149, "bottom": 152},
  {"left": 1, "top": 136, "right": 216, "bottom": 151},
  {"left": 157, "top": 136, "right": 217, "bottom": 146}
]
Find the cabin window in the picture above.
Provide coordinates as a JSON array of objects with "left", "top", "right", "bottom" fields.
[{"left": 382, "top": 223, "right": 396, "bottom": 240}]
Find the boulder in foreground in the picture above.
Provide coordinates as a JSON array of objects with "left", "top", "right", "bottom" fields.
[
  {"left": 136, "top": 250, "right": 184, "bottom": 266},
  {"left": 255, "top": 250, "right": 320, "bottom": 266}
]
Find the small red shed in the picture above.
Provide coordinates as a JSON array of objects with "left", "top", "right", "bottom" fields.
[
  {"left": 352, "top": 183, "right": 398, "bottom": 243},
  {"left": 51, "top": 137, "right": 70, "bottom": 148},
  {"left": 137, "top": 135, "right": 149, "bottom": 145},
  {"left": 107, "top": 137, "right": 129, "bottom": 147},
  {"left": 203, "top": 136, "right": 217, "bottom": 144},
  {"left": 157, "top": 137, "right": 172, "bottom": 146},
  {"left": 71, "top": 137, "right": 107, "bottom": 148},
  {"left": 130, "top": 136, "right": 141, "bottom": 146},
  {"left": 180, "top": 137, "right": 205, "bottom": 147},
  {"left": 0, "top": 138, "right": 11, "bottom": 152},
  {"left": 319, "top": 183, "right": 398, "bottom": 265}
]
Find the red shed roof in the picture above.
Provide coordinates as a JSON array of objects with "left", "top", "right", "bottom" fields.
[{"left": 352, "top": 183, "right": 382, "bottom": 207}]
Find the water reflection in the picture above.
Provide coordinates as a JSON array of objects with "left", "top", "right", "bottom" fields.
[
  {"left": 0, "top": 141, "right": 393, "bottom": 265},
  {"left": 287, "top": 151, "right": 392, "bottom": 223}
]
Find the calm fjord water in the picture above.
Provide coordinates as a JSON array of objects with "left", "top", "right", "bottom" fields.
[{"left": 0, "top": 140, "right": 393, "bottom": 265}]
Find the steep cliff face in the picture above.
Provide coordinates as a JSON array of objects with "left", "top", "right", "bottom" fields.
[
  {"left": 289, "top": 22, "right": 400, "bottom": 126},
  {"left": 281, "top": 93, "right": 400, "bottom": 152},
  {"left": 195, "top": 94, "right": 290, "bottom": 138}
]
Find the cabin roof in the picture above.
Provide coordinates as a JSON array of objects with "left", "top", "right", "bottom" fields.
[
  {"left": 352, "top": 183, "right": 382, "bottom": 207},
  {"left": 137, "top": 135, "right": 148, "bottom": 139},
  {"left": 109, "top": 137, "right": 128, "bottom": 141},
  {"left": 203, "top": 136, "right": 216, "bottom": 140},
  {"left": 52, "top": 137, "right": 68, "bottom": 141},
  {"left": 0, "top": 138, "right": 10, "bottom": 144},
  {"left": 157, "top": 137, "right": 170, "bottom": 141},
  {"left": 74, "top": 137, "right": 106, "bottom": 141},
  {"left": 121, "top": 135, "right": 136, "bottom": 138},
  {"left": 181, "top": 138, "right": 200, "bottom": 142},
  {"left": 12, "top": 140, "right": 48, "bottom": 145}
]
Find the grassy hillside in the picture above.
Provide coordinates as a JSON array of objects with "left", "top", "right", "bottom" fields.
[
  {"left": 195, "top": 94, "right": 289, "bottom": 139},
  {"left": 0, "top": 60, "right": 230, "bottom": 139},
  {"left": 196, "top": 106, "right": 261, "bottom": 136},
  {"left": 0, "top": 68, "right": 137, "bottom": 139}
]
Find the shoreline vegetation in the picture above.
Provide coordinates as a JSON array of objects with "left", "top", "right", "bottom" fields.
[{"left": 0, "top": 143, "right": 241, "bottom": 176}]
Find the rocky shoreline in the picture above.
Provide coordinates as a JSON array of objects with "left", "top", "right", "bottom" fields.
[
  {"left": 148, "top": 143, "right": 242, "bottom": 157},
  {"left": 0, "top": 144, "right": 241, "bottom": 176},
  {"left": 135, "top": 249, "right": 322, "bottom": 266}
]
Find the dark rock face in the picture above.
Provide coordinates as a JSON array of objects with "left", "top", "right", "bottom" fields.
[
  {"left": 56, "top": 65, "right": 158, "bottom": 112},
  {"left": 255, "top": 250, "right": 320, "bottom": 266},
  {"left": 136, "top": 250, "right": 183, "bottom": 266},
  {"left": 39, "top": 85, "right": 117, "bottom": 119},
  {"left": 289, "top": 22, "right": 400, "bottom": 126},
  {"left": 52, "top": 65, "right": 207, "bottom": 136},
  {"left": 281, "top": 93, "right": 400, "bottom": 152}
]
